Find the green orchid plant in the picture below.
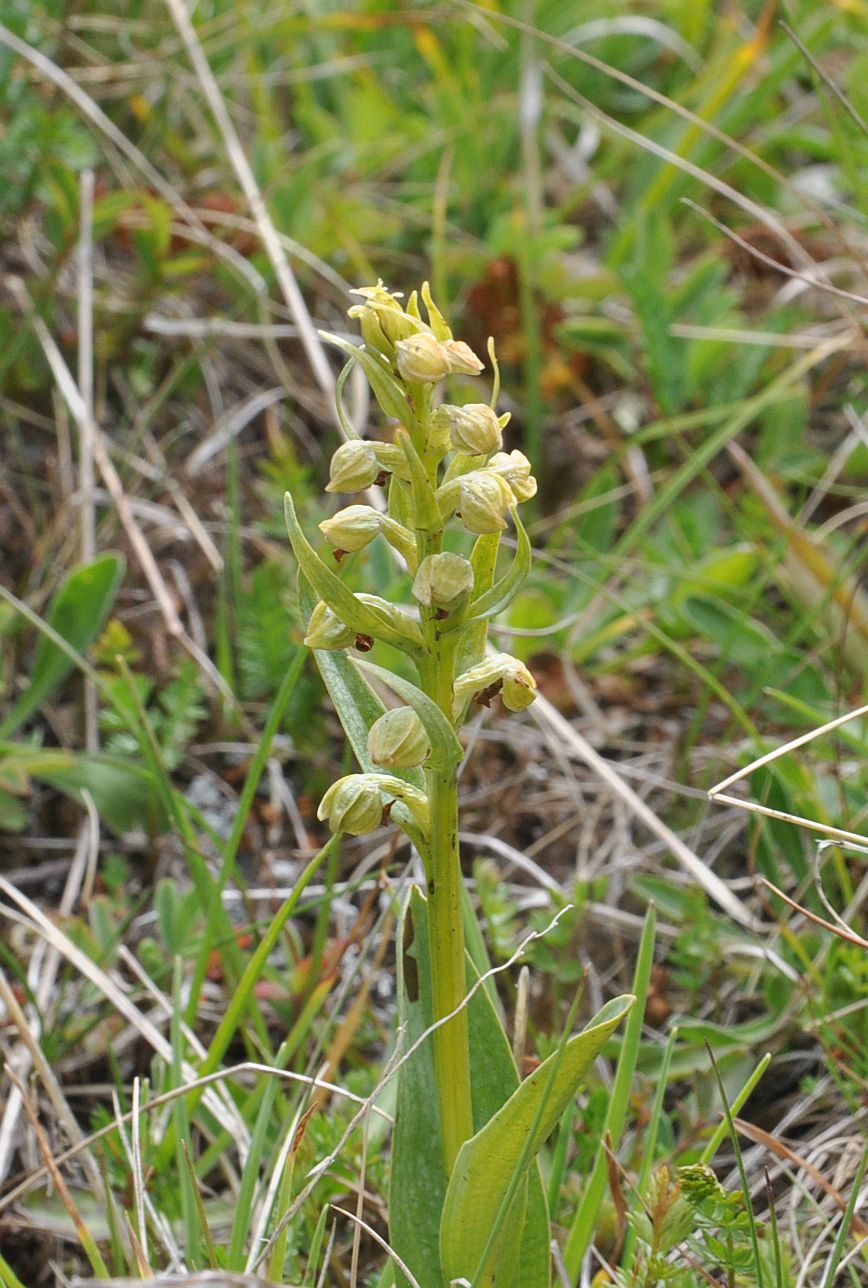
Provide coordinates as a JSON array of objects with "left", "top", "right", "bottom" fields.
[{"left": 285, "top": 280, "right": 633, "bottom": 1287}]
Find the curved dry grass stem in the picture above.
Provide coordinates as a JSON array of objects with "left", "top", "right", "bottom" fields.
[
  {"left": 162, "top": 0, "right": 336, "bottom": 401},
  {"left": 0, "top": 22, "right": 266, "bottom": 294},
  {"left": 7, "top": 276, "right": 241, "bottom": 711},
  {"left": 528, "top": 684, "right": 759, "bottom": 928}
]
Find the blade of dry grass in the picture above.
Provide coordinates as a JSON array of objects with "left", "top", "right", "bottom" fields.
[
  {"left": 0, "top": 874, "right": 246, "bottom": 1143},
  {"left": 528, "top": 685, "right": 759, "bottom": 928},
  {"left": 162, "top": 0, "right": 335, "bottom": 402},
  {"left": 7, "top": 275, "right": 239, "bottom": 711}
]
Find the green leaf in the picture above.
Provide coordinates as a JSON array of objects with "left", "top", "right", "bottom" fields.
[
  {"left": 397, "top": 430, "right": 441, "bottom": 532},
  {"left": 285, "top": 492, "right": 423, "bottom": 656},
  {"left": 297, "top": 575, "right": 426, "bottom": 850},
  {"left": 41, "top": 753, "right": 169, "bottom": 836},
  {"left": 460, "top": 507, "right": 532, "bottom": 626},
  {"left": 319, "top": 331, "right": 411, "bottom": 424},
  {"left": 297, "top": 574, "right": 423, "bottom": 788},
  {"left": 354, "top": 658, "right": 463, "bottom": 772},
  {"left": 681, "top": 595, "right": 779, "bottom": 668},
  {"left": 391, "top": 887, "right": 551, "bottom": 1288},
  {"left": 440, "top": 995, "right": 634, "bottom": 1288},
  {"left": 458, "top": 533, "right": 501, "bottom": 674},
  {"left": 0, "top": 553, "right": 125, "bottom": 737}
]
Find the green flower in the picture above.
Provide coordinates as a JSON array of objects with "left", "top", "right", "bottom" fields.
[
  {"left": 456, "top": 471, "right": 515, "bottom": 534},
  {"left": 489, "top": 449, "right": 537, "bottom": 502},
  {"left": 395, "top": 333, "right": 452, "bottom": 383},
  {"left": 368, "top": 707, "right": 430, "bottom": 769},
  {"left": 435, "top": 403, "right": 504, "bottom": 456},
  {"left": 412, "top": 553, "right": 474, "bottom": 611},
  {"left": 319, "top": 504, "right": 383, "bottom": 553}
]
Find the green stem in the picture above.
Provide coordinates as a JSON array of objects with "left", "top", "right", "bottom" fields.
[
  {"left": 426, "top": 757, "right": 473, "bottom": 1173},
  {"left": 416, "top": 491, "right": 474, "bottom": 1174}
]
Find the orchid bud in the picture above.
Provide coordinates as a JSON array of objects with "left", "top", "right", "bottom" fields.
[
  {"left": 412, "top": 553, "right": 474, "bottom": 611},
  {"left": 453, "top": 656, "right": 506, "bottom": 717},
  {"left": 326, "top": 440, "right": 382, "bottom": 493},
  {"left": 489, "top": 450, "right": 538, "bottom": 503},
  {"left": 435, "top": 403, "right": 503, "bottom": 456},
  {"left": 317, "top": 774, "right": 388, "bottom": 835},
  {"left": 348, "top": 282, "right": 420, "bottom": 358},
  {"left": 444, "top": 339, "right": 484, "bottom": 375},
  {"left": 304, "top": 600, "right": 356, "bottom": 650},
  {"left": 319, "top": 505, "right": 382, "bottom": 553},
  {"left": 501, "top": 656, "right": 538, "bottom": 710},
  {"left": 395, "top": 333, "right": 452, "bottom": 384},
  {"left": 453, "top": 653, "right": 537, "bottom": 717},
  {"left": 456, "top": 470, "right": 515, "bottom": 534},
  {"left": 368, "top": 707, "right": 430, "bottom": 770}
]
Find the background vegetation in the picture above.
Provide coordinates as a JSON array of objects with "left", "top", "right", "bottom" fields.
[{"left": 0, "top": 1, "right": 866, "bottom": 1284}]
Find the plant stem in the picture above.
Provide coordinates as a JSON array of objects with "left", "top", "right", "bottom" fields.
[
  {"left": 426, "top": 756, "right": 474, "bottom": 1173},
  {"left": 416, "top": 478, "right": 474, "bottom": 1174}
]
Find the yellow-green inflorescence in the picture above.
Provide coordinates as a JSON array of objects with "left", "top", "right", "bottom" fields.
[
  {"left": 290, "top": 279, "right": 538, "bottom": 1171},
  {"left": 306, "top": 280, "right": 538, "bottom": 845}
]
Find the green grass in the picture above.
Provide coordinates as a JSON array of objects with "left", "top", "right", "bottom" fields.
[{"left": 1, "top": 1, "right": 867, "bottom": 1284}]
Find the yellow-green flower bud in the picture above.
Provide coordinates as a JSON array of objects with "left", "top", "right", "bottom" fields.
[
  {"left": 412, "top": 552, "right": 474, "bottom": 610},
  {"left": 395, "top": 333, "right": 452, "bottom": 384},
  {"left": 368, "top": 707, "right": 430, "bottom": 769},
  {"left": 456, "top": 470, "right": 515, "bottom": 534},
  {"left": 317, "top": 774, "right": 387, "bottom": 835},
  {"left": 317, "top": 771, "right": 429, "bottom": 836},
  {"left": 453, "top": 652, "right": 537, "bottom": 717},
  {"left": 348, "top": 282, "right": 420, "bottom": 358},
  {"left": 326, "top": 440, "right": 382, "bottom": 493},
  {"left": 435, "top": 403, "right": 503, "bottom": 456},
  {"left": 319, "top": 505, "right": 382, "bottom": 553},
  {"left": 444, "top": 338, "right": 484, "bottom": 375},
  {"left": 489, "top": 450, "right": 538, "bottom": 503},
  {"left": 303, "top": 600, "right": 356, "bottom": 650},
  {"left": 501, "top": 656, "right": 537, "bottom": 710}
]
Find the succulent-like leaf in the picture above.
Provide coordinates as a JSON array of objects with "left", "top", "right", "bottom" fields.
[{"left": 440, "top": 994, "right": 635, "bottom": 1288}]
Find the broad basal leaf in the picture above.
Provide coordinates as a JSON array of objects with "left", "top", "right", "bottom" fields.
[
  {"left": 440, "top": 994, "right": 634, "bottom": 1287},
  {"left": 391, "top": 887, "right": 551, "bottom": 1288}
]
